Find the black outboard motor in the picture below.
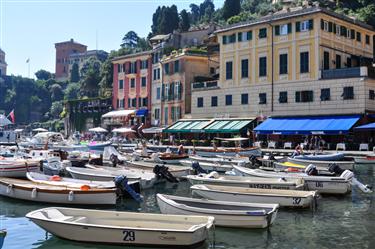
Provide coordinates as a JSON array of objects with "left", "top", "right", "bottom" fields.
[
  {"left": 305, "top": 164, "right": 318, "bottom": 176},
  {"left": 328, "top": 163, "right": 345, "bottom": 175},
  {"left": 89, "top": 154, "right": 103, "bottom": 166},
  {"left": 114, "top": 175, "right": 143, "bottom": 202},
  {"left": 153, "top": 164, "right": 178, "bottom": 183},
  {"left": 109, "top": 154, "right": 120, "bottom": 167},
  {"left": 248, "top": 155, "right": 261, "bottom": 167},
  {"left": 192, "top": 161, "right": 207, "bottom": 174}
]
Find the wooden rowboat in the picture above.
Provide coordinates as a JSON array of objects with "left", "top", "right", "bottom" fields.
[{"left": 26, "top": 207, "right": 214, "bottom": 247}]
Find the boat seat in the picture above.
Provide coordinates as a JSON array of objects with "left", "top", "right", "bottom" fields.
[
  {"left": 43, "top": 209, "right": 73, "bottom": 221},
  {"left": 67, "top": 216, "right": 87, "bottom": 223}
]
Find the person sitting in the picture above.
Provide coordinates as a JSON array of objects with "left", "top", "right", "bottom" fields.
[
  {"left": 177, "top": 144, "right": 184, "bottom": 155},
  {"left": 165, "top": 146, "right": 171, "bottom": 154},
  {"left": 291, "top": 144, "right": 303, "bottom": 158}
]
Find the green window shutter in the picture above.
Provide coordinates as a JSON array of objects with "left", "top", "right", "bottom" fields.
[
  {"left": 238, "top": 32, "right": 242, "bottom": 42},
  {"left": 321, "top": 19, "right": 324, "bottom": 30},
  {"left": 287, "top": 23, "right": 292, "bottom": 33},
  {"left": 351, "top": 29, "right": 355, "bottom": 39},
  {"left": 309, "top": 19, "right": 314, "bottom": 30},
  {"left": 296, "top": 22, "right": 300, "bottom": 32},
  {"left": 275, "top": 25, "right": 280, "bottom": 36},
  {"left": 328, "top": 22, "right": 333, "bottom": 32},
  {"left": 222, "top": 35, "right": 227, "bottom": 44}
]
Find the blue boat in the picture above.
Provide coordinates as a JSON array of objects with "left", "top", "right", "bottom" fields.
[
  {"left": 0, "top": 229, "right": 6, "bottom": 249},
  {"left": 87, "top": 141, "right": 112, "bottom": 151},
  {"left": 294, "top": 153, "right": 345, "bottom": 161}
]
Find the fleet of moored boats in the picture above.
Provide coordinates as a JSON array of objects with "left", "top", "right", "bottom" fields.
[{"left": 0, "top": 131, "right": 374, "bottom": 247}]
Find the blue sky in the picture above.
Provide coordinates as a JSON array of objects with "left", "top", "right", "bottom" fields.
[{"left": 0, "top": 0, "right": 225, "bottom": 78}]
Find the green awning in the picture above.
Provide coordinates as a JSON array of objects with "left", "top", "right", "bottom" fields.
[
  {"left": 204, "top": 119, "right": 253, "bottom": 133},
  {"left": 164, "top": 120, "right": 211, "bottom": 133}
]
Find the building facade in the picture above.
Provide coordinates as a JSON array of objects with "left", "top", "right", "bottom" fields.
[
  {"left": 160, "top": 49, "right": 219, "bottom": 126},
  {"left": 68, "top": 50, "right": 108, "bottom": 75},
  {"left": 0, "top": 48, "right": 7, "bottom": 77},
  {"left": 191, "top": 6, "right": 375, "bottom": 119},
  {"left": 55, "top": 39, "right": 87, "bottom": 81},
  {"left": 111, "top": 51, "right": 153, "bottom": 127}
]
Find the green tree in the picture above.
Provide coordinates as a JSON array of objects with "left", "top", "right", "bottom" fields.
[
  {"left": 179, "top": 9, "right": 191, "bottom": 31},
  {"left": 50, "top": 101, "right": 63, "bottom": 119},
  {"left": 35, "top": 69, "right": 53, "bottom": 81},
  {"left": 121, "top": 31, "right": 140, "bottom": 48},
  {"left": 223, "top": 0, "right": 241, "bottom": 20},
  {"left": 64, "top": 83, "right": 81, "bottom": 100},
  {"left": 50, "top": 84, "right": 64, "bottom": 102},
  {"left": 190, "top": 4, "right": 200, "bottom": 23},
  {"left": 80, "top": 57, "right": 102, "bottom": 97},
  {"left": 70, "top": 63, "right": 80, "bottom": 83}
]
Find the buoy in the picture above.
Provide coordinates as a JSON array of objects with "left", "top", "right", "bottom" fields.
[
  {"left": 68, "top": 191, "right": 74, "bottom": 202},
  {"left": 6, "top": 184, "right": 13, "bottom": 194},
  {"left": 31, "top": 188, "right": 37, "bottom": 199},
  {"left": 50, "top": 175, "right": 61, "bottom": 181},
  {"left": 80, "top": 185, "right": 90, "bottom": 191}
]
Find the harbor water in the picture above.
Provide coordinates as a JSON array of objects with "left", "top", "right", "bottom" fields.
[{"left": 0, "top": 164, "right": 374, "bottom": 249}]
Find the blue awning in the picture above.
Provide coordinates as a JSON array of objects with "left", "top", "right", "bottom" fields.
[
  {"left": 136, "top": 109, "right": 148, "bottom": 117},
  {"left": 354, "top": 122, "right": 375, "bottom": 130},
  {"left": 254, "top": 115, "right": 361, "bottom": 135}
]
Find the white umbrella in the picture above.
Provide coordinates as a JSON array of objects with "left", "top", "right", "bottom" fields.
[
  {"left": 112, "top": 127, "right": 136, "bottom": 133},
  {"left": 0, "top": 114, "right": 12, "bottom": 127},
  {"left": 89, "top": 127, "right": 108, "bottom": 133},
  {"left": 33, "top": 128, "right": 48, "bottom": 132}
]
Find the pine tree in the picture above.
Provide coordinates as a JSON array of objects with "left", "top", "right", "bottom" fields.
[
  {"left": 222, "top": 0, "right": 241, "bottom": 20},
  {"left": 70, "top": 63, "right": 80, "bottom": 83},
  {"left": 179, "top": 9, "right": 191, "bottom": 31}
]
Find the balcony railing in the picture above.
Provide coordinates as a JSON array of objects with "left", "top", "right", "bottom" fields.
[
  {"left": 192, "top": 80, "right": 219, "bottom": 90},
  {"left": 321, "top": 66, "right": 374, "bottom": 79}
]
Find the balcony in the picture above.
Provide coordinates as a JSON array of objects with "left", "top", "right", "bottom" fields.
[
  {"left": 192, "top": 80, "right": 219, "bottom": 91},
  {"left": 321, "top": 66, "right": 374, "bottom": 79}
]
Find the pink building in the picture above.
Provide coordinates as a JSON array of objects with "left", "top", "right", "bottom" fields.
[{"left": 111, "top": 51, "right": 152, "bottom": 127}]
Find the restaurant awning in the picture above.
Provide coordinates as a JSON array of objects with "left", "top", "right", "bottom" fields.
[
  {"left": 254, "top": 115, "right": 361, "bottom": 135},
  {"left": 204, "top": 119, "right": 254, "bottom": 133},
  {"left": 136, "top": 109, "right": 148, "bottom": 117},
  {"left": 102, "top": 109, "right": 135, "bottom": 118},
  {"left": 354, "top": 122, "right": 375, "bottom": 130},
  {"left": 163, "top": 119, "right": 211, "bottom": 133}
]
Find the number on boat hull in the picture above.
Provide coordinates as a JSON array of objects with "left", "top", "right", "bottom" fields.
[{"left": 123, "top": 230, "right": 135, "bottom": 241}]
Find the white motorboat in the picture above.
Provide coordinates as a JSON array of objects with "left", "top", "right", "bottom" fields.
[
  {"left": 0, "top": 177, "right": 116, "bottom": 205},
  {"left": 26, "top": 207, "right": 214, "bottom": 247},
  {"left": 179, "top": 160, "right": 233, "bottom": 173},
  {"left": 185, "top": 172, "right": 305, "bottom": 190},
  {"left": 232, "top": 165, "right": 352, "bottom": 195},
  {"left": 66, "top": 166, "right": 156, "bottom": 189},
  {"left": 191, "top": 184, "right": 317, "bottom": 208},
  {"left": 287, "top": 157, "right": 354, "bottom": 170},
  {"left": 0, "top": 158, "right": 40, "bottom": 177},
  {"left": 41, "top": 157, "right": 71, "bottom": 176},
  {"left": 157, "top": 194, "right": 279, "bottom": 228}
]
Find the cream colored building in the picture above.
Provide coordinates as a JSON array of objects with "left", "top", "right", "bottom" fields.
[{"left": 191, "top": 6, "right": 375, "bottom": 119}]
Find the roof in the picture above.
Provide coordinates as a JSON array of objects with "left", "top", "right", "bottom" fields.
[
  {"left": 149, "top": 34, "right": 171, "bottom": 41},
  {"left": 69, "top": 50, "right": 108, "bottom": 58},
  {"left": 216, "top": 6, "right": 374, "bottom": 34},
  {"left": 112, "top": 50, "right": 152, "bottom": 62},
  {"left": 55, "top": 39, "right": 87, "bottom": 47}
]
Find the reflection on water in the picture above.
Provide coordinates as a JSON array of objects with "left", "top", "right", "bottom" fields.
[{"left": 0, "top": 165, "right": 374, "bottom": 249}]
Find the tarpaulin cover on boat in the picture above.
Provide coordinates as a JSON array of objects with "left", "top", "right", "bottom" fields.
[
  {"left": 354, "top": 122, "right": 375, "bottom": 130},
  {"left": 203, "top": 119, "right": 254, "bottom": 133},
  {"left": 254, "top": 115, "right": 360, "bottom": 135},
  {"left": 164, "top": 119, "right": 211, "bottom": 133}
]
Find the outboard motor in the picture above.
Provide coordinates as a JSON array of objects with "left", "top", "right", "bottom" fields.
[
  {"left": 89, "top": 154, "right": 103, "bottom": 166},
  {"left": 192, "top": 161, "right": 207, "bottom": 174},
  {"left": 205, "top": 171, "right": 219, "bottom": 179},
  {"left": 305, "top": 164, "right": 318, "bottom": 176},
  {"left": 153, "top": 164, "right": 178, "bottom": 183},
  {"left": 114, "top": 175, "right": 143, "bottom": 202},
  {"left": 328, "top": 163, "right": 344, "bottom": 175}
]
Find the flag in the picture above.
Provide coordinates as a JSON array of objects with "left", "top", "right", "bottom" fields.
[
  {"left": 7, "top": 110, "right": 15, "bottom": 123},
  {"left": 26, "top": 58, "right": 30, "bottom": 63}
]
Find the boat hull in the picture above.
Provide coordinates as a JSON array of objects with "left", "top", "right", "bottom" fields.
[
  {"left": 179, "top": 160, "right": 232, "bottom": 173},
  {"left": 287, "top": 157, "right": 354, "bottom": 170},
  {"left": 0, "top": 161, "right": 40, "bottom": 178},
  {"left": 195, "top": 147, "right": 261, "bottom": 157}
]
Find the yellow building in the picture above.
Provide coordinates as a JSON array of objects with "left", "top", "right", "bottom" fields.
[{"left": 191, "top": 6, "right": 375, "bottom": 119}]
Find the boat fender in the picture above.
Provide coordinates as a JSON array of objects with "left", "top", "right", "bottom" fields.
[
  {"left": 305, "top": 164, "right": 318, "bottom": 176},
  {"left": 31, "top": 188, "right": 37, "bottom": 199},
  {"left": 68, "top": 191, "right": 74, "bottom": 202},
  {"left": 6, "top": 184, "right": 13, "bottom": 194},
  {"left": 192, "top": 161, "right": 208, "bottom": 174},
  {"left": 114, "top": 175, "right": 143, "bottom": 202},
  {"left": 50, "top": 175, "right": 61, "bottom": 181},
  {"left": 328, "top": 163, "right": 344, "bottom": 175},
  {"left": 205, "top": 171, "right": 219, "bottom": 179}
]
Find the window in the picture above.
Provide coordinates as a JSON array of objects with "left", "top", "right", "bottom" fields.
[
  {"left": 323, "top": 51, "right": 330, "bottom": 70},
  {"left": 225, "top": 95, "right": 232, "bottom": 106},
  {"left": 164, "top": 63, "right": 169, "bottom": 75},
  {"left": 228, "top": 34, "right": 236, "bottom": 43},
  {"left": 350, "top": 29, "right": 355, "bottom": 39},
  {"left": 118, "top": 80, "right": 124, "bottom": 89},
  {"left": 141, "top": 77, "right": 147, "bottom": 87},
  {"left": 157, "top": 68, "right": 160, "bottom": 79},
  {"left": 130, "top": 78, "right": 135, "bottom": 88},
  {"left": 117, "top": 64, "right": 124, "bottom": 73},
  {"left": 259, "top": 57, "right": 267, "bottom": 77},
  {"left": 275, "top": 23, "right": 291, "bottom": 36},
  {"left": 295, "top": 90, "right": 314, "bottom": 102},
  {"left": 156, "top": 87, "right": 161, "bottom": 100},
  {"left": 128, "top": 98, "right": 131, "bottom": 108},
  {"left": 226, "top": 61, "right": 233, "bottom": 80},
  {"left": 211, "top": 96, "right": 218, "bottom": 107},
  {"left": 335, "top": 24, "right": 341, "bottom": 36},
  {"left": 131, "top": 98, "right": 136, "bottom": 107},
  {"left": 336, "top": 54, "right": 341, "bottom": 69},
  {"left": 321, "top": 20, "right": 328, "bottom": 31},
  {"left": 279, "top": 54, "right": 288, "bottom": 75},
  {"left": 366, "top": 35, "right": 370, "bottom": 45},
  {"left": 369, "top": 90, "right": 375, "bottom": 100},
  {"left": 259, "top": 93, "right": 267, "bottom": 104},
  {"left": 118, "top": 98, "right": 124, "bottom": 108},
  {"left": 300, "top": 52, "right": 309, "bottom": 73},
  {"left": 238, "top": 32, "right": 242, "bottom": 42},
  {"left": 297, "top": 19, "right": 313, "bottom": 32},
  {"left": 154, "top": 108, "right": 160, "bottom": 120},
  {"left": 222, "top": 35, "right": 227, "bottom": 44},
  {"left": 342, "top": 86, "right": 354, "bottom": 100},
  {"left": 346, "top": 57, "right": 352, "bottom": 68},
  {"left": 279, "top": 91, "right": 288, "bottom": 103},
  {"left": 241, "top": 59, "right": 249, "bottom": 78},
  {"left": 328, "top": 22, "right": 333, "bottom": 32},
  {"left": 197, "top": 97, "right": 204, "bottom": 108},
  {"left": 241, "top": 93, "right": 248, "bottom": 105},
  {"left": 140, "top": 60, "right": 148, "bottom": 69},
  {"left": 130, "top": 62, "right": 137, "bottom": 74},
  {"left": 142, "top": 98, "right": 148, "bottom": 107},
  {"left": 259, "top": 28, "right": 267, "bottom": 38},
  {"left": 246, "top": 31, "right": 252, "bottom": 40},
  {"left": 356, "top": 32, "right": 361, "bottom": 42},
  {"left": 164, "top": 107, "right": 168, "bottom": 125},
  {"left": 320, "top": 88, "right": 330, "bottom": 101},
  {"left": 174, "top": 60, "right": 180, "bottom": 73},
  {"left": 153, "top": 69, "right": 156, "bottom": 80}
]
